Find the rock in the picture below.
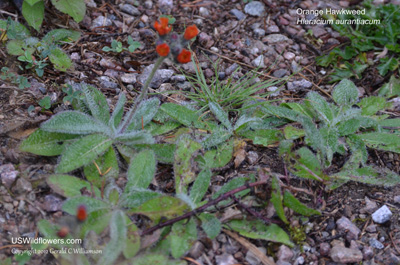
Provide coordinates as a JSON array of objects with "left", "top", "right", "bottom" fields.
[
  {"left": 284, "top": 52, "right": 295, "bottom": 60},
  {"left": 266, "top": 25, "right": 280, "bottom": 33},
  {"left": 246, "top": 151, "right": 259, "bottom": 165},
  {"left": 70, "top": 52, "right": 81, "bottom": 61},
  {"left": 276, "top": 261, "right": 291, "bottom": 265},
  {"left": 158, "top": 83, "right": 174, "bottom": 100},
  {"left": 225, "top": 63, "right": 239, "bottom": 76},
  {"left": 372, "top": 205, "right": 392, "bottom": 224},
  {"left": 312, "top": 26, "right": 327, "bottom": 37},
  {"left": 245, "top": 247, "right": 266, "bottom": 265},
  {"left": 158, "top": 0, "right": 173, "bottom": 10},
  {"left": 363, "top": 245, "right": 374, "bottom": 260},
  {"left": 263, "top": 34, "right": 289, "bottom": 44},
  {"left": 276, "top": 245, "right": 293, "bottom": 262},
  {"left": 218, "top": 72, "right": 226, "bottom": 79},
  {"left": 98, "top": 76, "right": 118, "bottom": 89},
  {"left": 366, "top": 224, "right": 377, "bottom": 233},
  {"left": 230, "top": 9, "right": 246, "bottom": 20},
  {"left": 176, "top": 81, "right": 191, "bottom": 91},
  {"left": 319, "top": 242, "right": 331, "bottom": 256},
  {"left": 144, "top": 0, "right": 152, "bottom": 9},
  {"left": 0, "top": 164, "right": 18, "bottom": 188},
  {"left": 138, "top": 64, "right": 174, "bottom": 89},
  {"left": 189, "top": 241, "right": 204, "bottom": 259},
  {"left": 120, "top": 73, "right": 137, "bottom": 84},
  {"left": 361, "top": 197, "right": 378, "bottom": 214},
  {"left": 13, "top": 178, "right": 32, "bottom": 194},
  {"left": 369, "top": 238, "right": 384, "bottom": 249},
  {"left": 394, "top": 195, "right": 400, "bottom": 204},
  {"left": 252, "top": 55, "right": 265, "bottom": 68},
  {"left": 215, "top": 253, "right": 238, "bottom": 265},
  {"left": 253, "top": 28, "right": 266, "bottom": 38},
  {"left": 199, "top": 7, "right": 210, "bottom": 17},
  {"left": 91, "top": 16, "right": 112, "bottom": 30},
  {"left": 29, "top": 78, "right": 46, "bottom": 95},
  {"left": 119, "top": 4, "right": 140, "bottom": 16},
  {"left": 104, "top": 69, "right": 119, "bottom": 78},
  {"left": 43, "top": 195, "right": 63, "bottom": 212},
  {"left": 244, "top": 1, "right": 265, "bottom": 17},
  {"left": 204, "top": 69, "right": 214, "bottom": 78},
  {"left": 198, "top": 32, "right": 214, "bottom": 48},
  {"left": 171, "top": 75, "right": 186, "bottom": 82},
  {"left": 273, "top": 69, "right": 288, "bottom": 78},
  {"left": 336, "top": 216, "right": 361, "bottom": 242},
  {"left": 4, "top": 203, "right": 13, "bottom": 212},
  {"left": 287, "top": 79, "right": 313, "bottom": 91},
  {"left": 294, "top": 256, "right": 304, "bottom": 264},
  {"left": 330, "top": 246, "right": 363, "bottom": 263}
]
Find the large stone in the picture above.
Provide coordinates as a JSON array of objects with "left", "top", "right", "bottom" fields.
[
  {"left": 330, "top": 246, "right": 363, "bottom": 263},
  {"left": 0, "top": 164, "right": 18, "bottom": 188},
  {"left": 119, "top": 4, "right": 141, "bottom": 16},
  {"left": 244, "top": 1, "right": 266, "bottom": 17},
  {"left": 336, "top": 216, "right": 361, "bottom": 242},
  {"left": 230, "top": 9, "right": 246, "bottom": 20},
  {"left": 138, "top": 64, "right": 174, "bottom": 89},
  {"left": 263, "top": 34, "right": 289, "bottom": 44},
  {"left": 372, "top": 205, "right": 392, "bottom": 224}
]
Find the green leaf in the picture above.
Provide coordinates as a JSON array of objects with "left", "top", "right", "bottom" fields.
[
  {"left": 209, "top": 102, "right": 232, "bottom": 130},
  {"left": 47, "top": 174, "right": 101, "bottom": 198},
  {"left": 126, "top": 149, "right": 156, "bottom": 189},
  {"left": 62, "top": 196, "right": 110, "bottom": 215},
  {"left": 337, "top": 118, "right": 361, "bottom": 136},
  {"left": 109, "top": 93, "right": 126, "bottom": 129},
  {"left": 190, "top": 169, "right": 212, "bottom": 204},
  {"left": 212, "top": 177, "right": 250, "bottom": 201},
  {"left": 378, "top": 75, "right": 400, "bottom": 98},
  {"left": 332, "top": 79, "right": 359, "bottom": 107},
  {"left": 83, "top": 146, "right": 119, "bottom": 187},
  {"left": 123, "top": 220, "right": 140, "bottom": 259},
  {"left": 174, "top": 137, "right": 202, "bottom": 194},
  {"left": 359, "top": 132, "right": 400, "bottom": 153},
  {"left": 284, "top": 125, "right": 305, "bottom": 140},
  {"left": 170, "top": 218, "right": 197, "bottom": 258},
  {"left": 358, "top": 96, "right": 390, "bottom": 116},
  {"left": 226, "top": 220, "right": 294, "bottom": 247},
  {"left": 81, "top": 84, "right": 110, "bottom": 125},
  {"left": 125, "top": 98, "right": 160, "bottom": 131},
  {"left": 290, "top": 147, "right": 326, "bottom": 181},
  {"left": 20, "top": 129, "right": 77, "bottom": 156},
  {"left": 132, "top": 254, "right": 169, "bottom": 265},
  {"left": 57, "top": 134, "right": 112, "bottom": 173},
  {"left": 0, "top": 18, "right": 31, "bottom": 40},
  {"left": 49, "top": 47, "right": 72, "bottom": 71},
  {"left": 201, "top": 128, "right": 232, "bottom": 149},
  {"left": 199, "top": 213, "right": 221, "bottom": 239},
  {"left": 270, "top": 176, "right": 288, "bottom": 224},
  {"left": 347, "top": 134, "right": 368, "bottom": 165},
  {"left": 129, "top": 196, "right": 190, "bottom": 223},
  {"left": 80, "top": 209, "right": 112, "bottom": 237},
  {"left": 377, "top": 57, "right": 399, "bottom": 76},
  {"left": 120, "top": 189, "right": 162, "bottom": 208},
  {"left": 6, "top": 39, "right": 35, "bottom": 56},
  {"left": 161, "top": 103, "right": 204, "bottom": 129},
  {"left": 200, "top": 140, "right": 233, "bottom": 169},
  {"left": 283, "top": 190, "right": 321, "bottom": 216},
  {"left": 237, "top": 129, "right": 283, "bottom": 147},
  {"left": 41, "top": 111, "right": 110, "bottom": 135},
  {"left": 305, "top": 92, "right": 334, "bottom": 124},
  {"left": 97, "top": 210, "right": 126, "bottom": 265},
  {"left": 39, "top": 96, "right": 51, "bottom": 109},
  {"left": 22, "top": 0, "right": 44, "bottom": 31},
  {"left": 24, "top": 0, "right": 43, "bottom": 5},
  {"left": 50, "top": 0, "right": 86, "bottom": 23},
  {"left": 135, "top": 143, "right": 176, "bottom": 164},
  {"left": 146, "top": 121, "right": 181, "bottom": 136},
  {"left": 42, "top": 29, "right": 81, "bottom": 44},
  {"left": 379, "top": 118, "right": 400, "bottom": 128}
]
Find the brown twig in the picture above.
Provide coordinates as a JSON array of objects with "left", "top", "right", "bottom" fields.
[{"left": 140, "top": 179, "right": 268, "bottom": 236}]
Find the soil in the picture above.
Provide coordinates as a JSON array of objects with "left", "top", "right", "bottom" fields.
[{"left": 1, "top": 0, "right": 400, "bottom": 265}]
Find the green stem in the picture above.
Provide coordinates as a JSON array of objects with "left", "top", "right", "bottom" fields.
[{"left": 119, "top": 56, "right": 165, "bottom": 133}]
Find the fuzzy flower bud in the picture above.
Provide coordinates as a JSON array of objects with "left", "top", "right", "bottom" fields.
[
  {"left": 156, "top": 43, "right": 170, "bottom": 57},
  {"left": 183, "top": 25, "right": 199, "bottom": 40},
  {"left": 57, "top": 226, "right": 69, "bottom": 238},
  {"left": 76, "top": 205, "right": 87, "bottom": 222},
  {"left": 154, "top": 17, "right": 172, "bottom": 36}
]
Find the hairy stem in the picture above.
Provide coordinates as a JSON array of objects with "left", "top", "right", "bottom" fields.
[
  {"left": 140, "top": 179, "right": 269, "bottom": 236},
  {"left": 119, "top": 56, "right": 165, "bottom": 133}
]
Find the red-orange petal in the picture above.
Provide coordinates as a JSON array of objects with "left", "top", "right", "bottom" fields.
[
  {"left": 156, "top": 43, "right": 170, "bottom": 57},
  {"left": 177, "top": 49, "right": 191, "bottom": 63},
  {"left": 183, "top": 25, "right": 199, "bottom": 40},
  {"left": 154, "top": 17, "right": 172, "bottom": 35},
  {"left": 76, "top": 205, "right": 87, "bottom": 222}
]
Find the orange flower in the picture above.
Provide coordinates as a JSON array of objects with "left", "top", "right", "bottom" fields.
[
  {"left": 57, "top": 226, "right": 69, "bottom": 238},
  {"left": 154, "top": 17, "right": 172, "bottom": 36},
  {"left": 177, "top": 49, "right": 191, "bottom": 63},
  {"left": 156, "top": 43, "right": 170, "bottom": 57},
  {"left": 183, "top": 25, "right": 199, "bottom": 40},
  {"left": 76, "top": 205, "right": 87, "bottom": 222}
]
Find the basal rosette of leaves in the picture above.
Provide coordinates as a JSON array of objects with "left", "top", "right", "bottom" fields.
[
  {"left": 316, "top": 0, "right": 400, "bottom": 82},
  {"left": 256, "top": 79, "right": 400, "bottom": 189},
  {"left": 0, "top": 18, "right": 80, "bottom": 76}
]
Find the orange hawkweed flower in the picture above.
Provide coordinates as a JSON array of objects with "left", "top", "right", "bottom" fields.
[
  {"left": 156, "top": 43, "right": 170, "bottom": 57},
  {"left": 76, "top": 205, "right": 87, "bottom": 222},
  {"left": 183, "top": 25, "right": 199, "bottom": 40},
  {"left": 177, "top": 49, "right": 191, "bottom": 64},
  {"left": 154, "top": 17, "right": 172, "bottom": 36},
  {"left": 57, "top": 226, "right": 69, "bottom": 238}
]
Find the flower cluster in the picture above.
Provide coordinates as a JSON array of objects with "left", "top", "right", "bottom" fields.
[
  {"left": 57, "top": 204, "right": 87, "bottom": 238},
  {"left": 153, "top": 17, "right": 199, "bottom": 64}
]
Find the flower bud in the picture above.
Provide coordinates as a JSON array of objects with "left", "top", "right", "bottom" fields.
[
  {"left": 57, "top": 226, "right": 69, "bottom": 238},
  {"left": 154, "top": 17, "right": 172, "bottom": 36},
  {"left": 76, "top": 205, "right": 87, "bottom": 222},
  {"left": 183, "top": 25, "right": 199, "bottom": 40}
]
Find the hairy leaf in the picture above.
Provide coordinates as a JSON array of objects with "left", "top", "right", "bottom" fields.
[
  {"left": 125, "top": 98, "right": 160, "bottom": 131},
  {"left": 226, "top": 220, "right": 294, "bottom": 247},
  {"left": 109, "top": 93, "right": 126, "bottom": 129},
  {"left": 238, "top": 129, "right": 283, "bottom": 147},
  {"left": 120, "top": 189, "right": 162, "bottom": 208},
  {"left": 22, "top": 0, "right": 44, "bottom": 31},
  {"left": 359, "top": 132, "right": 400, "bottom": 153},
  {"left": 209, "top": 102, "right": 232, "bottom": 130},
  {"left": 42, "top": 29, "right": 81, "bottom": 44},
  {"left": 170, "top": 218, "right": 197, "bottom": 258},
  {"left": 80, "top": 209, "right": 112, "bottom": 238},
  {"left": 200, "top": 140, "right": 233, "bottom": 169},
  {"left": 284, "top": 125, "right": 305, "bottom": 140},
  {"left": 49, "top": 47, "right": 72, "bottom": 72},
  {"left": 305, "top": 92, "right": 334, "bottom": 124},
  {"left": 115, "top": 131, "right": 155, "bottom": 145},
  {"left": 358, "top": 96, "right": 390, "bottom": 116},
  {"left": 160, "top": 103, "right": 204, "bottom": 129},
  {"left": 123, "top": 220, "right": 140, "bottom": 259},
  {"left": 270, "top": 176, "right": 288, "bottom": 224},
  {"left": 199, "top": 213, "right": 221, "bottom": 239},
  {"left": 332, "top": 79, "right": 359, "bottom": 107},
  {"left": 126, "top": 149, "right": 156, "bottom": 189},
  {"left": 283, "top": 191, "right": 321, "bottom": 216},
  {"left": 62, "top": 196, "right": 110, "bottom": 215},
  {"left": 290, "top": 147, "right": 326, "bottom": 181},
  {"left": 47, "top": 174, "right": 101, "bottom": 198},
  {"left": 20, "top": 129, "right": 78, "bottom": 156},
  {"left": 82, "top": 84, "right": 110, "bottom": 125},
  {"left": 190, "top": 169, "right": 212, "bottom": 204},
  {"left": 57, "top": 134, "right": 112, "bottom": 173},
  {"left": 50, "top": 0, "right": 86, "bottom": 22}
]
